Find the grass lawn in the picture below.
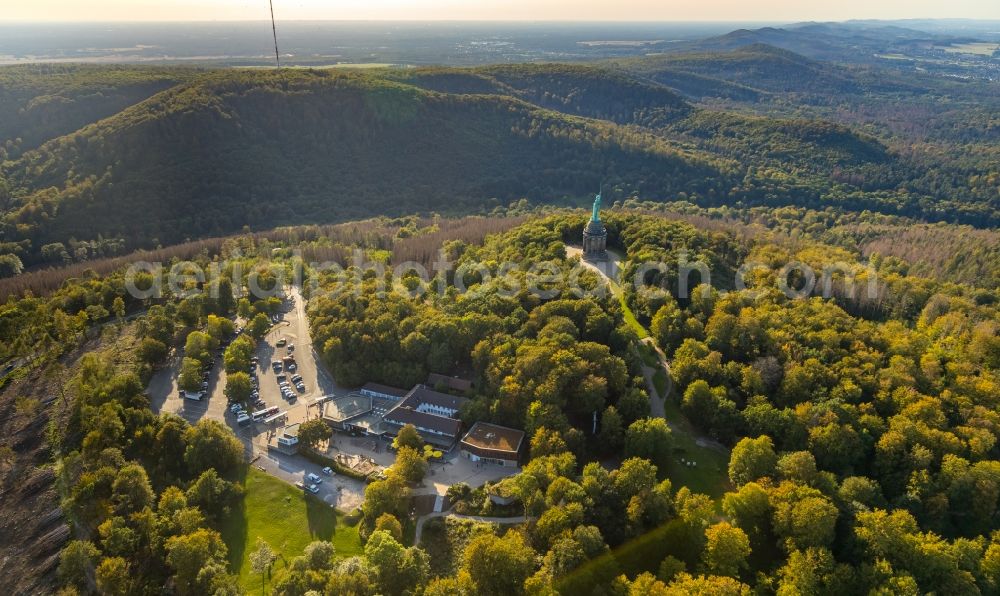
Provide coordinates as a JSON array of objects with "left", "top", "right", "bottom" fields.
[
  {"left": 617, "top": 291, "right": 649, "bottom": 340},
  {"left": 221, "top": 468, "right": 363, "bottom": 594},
  {"left": 661, "top": 397, "right": 731, "bottom": 499}
]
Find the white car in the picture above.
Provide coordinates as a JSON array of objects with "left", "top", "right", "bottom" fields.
[
  {"left": 321, "top": 467, "right": 334, "bottom": 476},
  {"left": 306, "top": 473, "right": 322, "bottom": 484},
  {"left": 307, "top": 484, "right": 320, "bottom": 494}
]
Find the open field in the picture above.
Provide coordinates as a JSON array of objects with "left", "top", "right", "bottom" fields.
[
  {"left": 221, "top": 468, "right": 363, "bottom": 595},
  {"left": 941, "top": 42, "right": 999, "bottom": 55}
]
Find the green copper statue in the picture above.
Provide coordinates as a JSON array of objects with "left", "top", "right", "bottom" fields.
[
  {"left": 583, "top": 185, "right": 608, "bottom": 258},
  {"left": 591, "top": 191, "right": 602, "bottom": 223}
]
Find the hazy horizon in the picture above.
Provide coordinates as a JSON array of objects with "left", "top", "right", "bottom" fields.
[{"left": 3, "top": 0, "right": 1000, "bottom": 23}]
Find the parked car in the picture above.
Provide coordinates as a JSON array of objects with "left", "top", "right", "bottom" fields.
[
  {"left": 237, "top": 413, "right": 251, "bottom": 426},
  {"left": 276, "top": 338, "right": 287, "bottom": 347},
  {"left": 291, "top": 374, "right": 302, "bottom": 383},
  {"left": 307, "top": 484, "right": 320, "bottom": 494},
  {"left": 287, "top": 344, "right": 295, "bottom": 352},
  {"left": 287, "top": 363, "right": 297, "bottom": 372},
  {"left": 296, "top": 383, "right": 306, "bottom": 392},
  {"left": 294, "top": 481, "right": 305, "bottom": 490},
  {"left": 321, "top": 467, "right": 334, "bottom": 476},
  {"left": 272, "top": 361, "right": 282, "bottom": 372}
]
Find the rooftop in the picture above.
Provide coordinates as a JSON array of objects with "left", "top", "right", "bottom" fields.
[
  {"left": 461, "top": 421, "right": 525, "bottom": 454},
  {"left": 361, "top": 382, "right": 409, "bottom": 398},
  {"left": 384, "top": 406, "right": 462, "bottom": 438},
  {"left": 347, "top": 412, "right": 388, "bottom": 435},
  {"left": 426, "top": 373, "right": 473, "bottom": 392},
  {"left": 401, "top": 384, "right": 469, "bottom": 412},
  {"left": 322, "top": 394, "right": 372, "bottom": 422}
]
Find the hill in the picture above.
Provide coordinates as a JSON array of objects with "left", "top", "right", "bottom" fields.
[
  {"left": 665, "top": 21, "right": 958, "bottom": 64},
  {"left": 392, "top": 63, "right": 692, "bottom": 127},
  {"left": 1, "top": 52, "right": 997, "bottom": 268},
  {"left": 2, "top": 69, "right": 734, "bottom": 261},
  {"left": 392, "top": 62, "right": 893, "bottom": 199},
  {"left": 623, "top": 44, "right": 869, "bottom": 95},
  {"left": 0, "top": 64, "right": 198, "bottom": 158}
]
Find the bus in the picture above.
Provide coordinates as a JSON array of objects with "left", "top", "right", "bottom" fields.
[{"left": 252, "top": 405, "right": 280, "bottom": 422}]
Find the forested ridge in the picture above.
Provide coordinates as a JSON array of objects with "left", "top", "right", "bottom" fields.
[
  {"left": 0, "top": 45, "right": 997, "bottom": 274},
  {"left": 0, "top": 64, "right": 198, "bottom": 158},
  {"left": 0, "top": 68, "right": 734, "bottom": 267}
]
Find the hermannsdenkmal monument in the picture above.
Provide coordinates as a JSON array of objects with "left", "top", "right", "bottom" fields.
[{"left": 582, "top": 190, "right": 608, "bottom": 261}]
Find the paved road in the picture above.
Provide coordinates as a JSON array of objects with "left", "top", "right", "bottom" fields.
[{"left": 413, "top": 512, "right": 534, "bottom": 545}]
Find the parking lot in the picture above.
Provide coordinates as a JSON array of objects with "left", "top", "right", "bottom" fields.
[
  {"left": 147, "top": 286, "right": 364, "bottom": 506},
  {"left": 146, "top": 285, "right": 521, "bottom": 511}
]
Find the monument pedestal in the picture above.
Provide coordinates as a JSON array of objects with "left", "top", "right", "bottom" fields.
[{"left": 582, "top": 219, "right": 608, "bottom": 262}]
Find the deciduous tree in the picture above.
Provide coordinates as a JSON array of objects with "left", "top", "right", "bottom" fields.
[
  {"left": 462, "top": 530, "right": 536, "bottom": 595},
  {"left": 624, "top": 417, "right": 672, "bottom": 471},
  {"left": 703, "top": 522, "right": 750, "bottom": 578},
  {"left": 728, "top": 436, "right": 777, "bottom": 486}
]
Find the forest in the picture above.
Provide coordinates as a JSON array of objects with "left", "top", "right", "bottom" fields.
[
  {"left": 0, "top": 45, "right": 998, "bottom": 273},
  {"left": 0, "top": 206, "right": 996, "bottom": 594}
]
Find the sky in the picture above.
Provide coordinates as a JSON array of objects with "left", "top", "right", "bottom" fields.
[{"left": 3, "top": 0, "right": 1000, "bottom": 22}]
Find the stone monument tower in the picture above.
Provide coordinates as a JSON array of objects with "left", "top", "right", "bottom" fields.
[{"left": 582, "top": 189, "right": 608, "bottom": 261}]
